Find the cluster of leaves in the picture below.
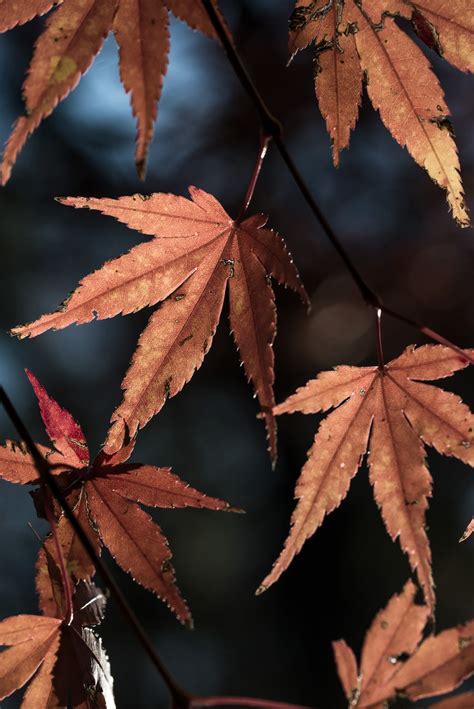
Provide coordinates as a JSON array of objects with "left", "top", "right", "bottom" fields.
[
  {"left": 289, "top": 0, "right": 473, "bottom": 225},
  {"left": 0, "top": 371, "right": 238, "bottom": 704},
  {"left": 0, "top": 0, "right": 473, "bottom": 707},
  {"left": 1, "top": 372, "right": 235, "bottom": 625}
]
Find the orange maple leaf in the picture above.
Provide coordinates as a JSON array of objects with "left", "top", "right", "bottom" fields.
[
  {"left": 259, "top": 345, "right": 474, "bottom": 611},
  {"left": 289, "top": 0, "right": 473, "bottom": 225},
  {"left": 0, "top": 370, "right": 236, "bottom": 625},
  {"left": 333, "top": 580, "right": 474, "bottom": 707},
  {"left": 12, "top": 187, "right": 308, "bottom": 461},
  {"left": 0, "top": 0, "right": 226, "bottom": 182}
]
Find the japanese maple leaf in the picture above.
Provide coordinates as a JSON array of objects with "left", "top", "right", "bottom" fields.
[
  {"left": 259, "top": 344, "right": 474, "bottom": 610},
  {"left": 12, "top": 188, "right": 308, "bottom": 461},
  {"left": 0, "top": 0, "right": 226, "bottom": 183},
  {"left": 0, "top": 370, "right": 236, "bottom": 625},
  {"left": 332, "top": 580, "right": 474, "bottom": 707},
  {"left": 288, "top": 0, "right": 473, "bottom": 226},
  {"left": 0, "top": 577, "right": 114, "bottom": 708}
]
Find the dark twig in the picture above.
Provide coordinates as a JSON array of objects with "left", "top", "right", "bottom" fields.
[{"left": 193, "top": 696, "right": 313, "bottom": 709}]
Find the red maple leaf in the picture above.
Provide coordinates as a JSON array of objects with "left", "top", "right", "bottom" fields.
[{"left": 0, "top": 370, "right": 237, "bottom": 625}]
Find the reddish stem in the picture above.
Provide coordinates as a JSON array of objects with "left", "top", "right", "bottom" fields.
[
  {"left": 192, "top": 696, "right": 313, "bottom": 709},
  {"left": 380, "top": 305, "right": 474, "bottom": 366},
  {"left": 236, "top": 133, "right": 271, "bottom": 223},
  {"left": 42, "top": 487, "right": 74, "bottom": 625},
  {"left": 375, "top": 307, "right": 385, "bottom": 371}
]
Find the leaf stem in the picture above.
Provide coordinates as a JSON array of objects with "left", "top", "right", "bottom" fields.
[
  {"left": 375, "top": 308, "right": 385, "bottom": 371},
  {"left": 42, "top": 486, "right": 74, "bottom": 625},
  {"left": 199, "top": 0, "right": 474, "bottom": 365},
  {"left": 0, "top": 385, "right": 191, "bottom": 709},
  {"left": 192, "top": 696, "right": 313, "bottom": 709},
  {"left": 236, "top": 132, "right": 271, "bottom": 223}
]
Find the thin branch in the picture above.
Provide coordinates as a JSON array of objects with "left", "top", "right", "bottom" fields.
[
  {"left": 381, "top": 305, "right": 474, "bottom": 365},
  {"left": 273, "top": 136, "right": 378, "bottom": 307},
  {"left": 199, "top": 0, "right": 474, "bottom": 365},
  {"left": 0, "top": 386, "right": 190, "bottom": 709},
  {"left": 193, "top": 696, "right": 313, "bottom": 709}
]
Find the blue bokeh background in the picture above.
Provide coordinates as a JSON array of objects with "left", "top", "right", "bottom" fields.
[{"left": 0, "top": 1, "right": 473, "bottom": 706}]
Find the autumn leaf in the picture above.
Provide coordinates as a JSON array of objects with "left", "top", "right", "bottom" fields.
[
  {"left": 259, "top": 344, "right": 474, "bottom": 610},
  {"left": 332, "top": 580, "right": 474, "bottom": 707},
  {"left": 0, "top": 578, "right": 114, "bottom": 708},
  {"left": 0, "top": 371, "right": 237, "bottom": 625},
  {"left": 289, "top": 0, "right": 472, "bottom": 225},
  {"left": 12, "top": 187, "right": 308, "bottom": 461},
  {"left": 0, "top": 0, "right": 227, "bottom": 183}
]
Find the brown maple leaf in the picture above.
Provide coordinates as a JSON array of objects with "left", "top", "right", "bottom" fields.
[
  {"left": 332, "top": 580, "right": 474, "bottom": 707},
  {"left": 0, "top": 577, "right": 114, "bottom": 708},
  {"left": 288, "top": 0, "right": 473, "bottom": 226},
  {"left": 259, "top": 344, "right": 474, "bottom": 610},
  {"left": 0, "top": 370, "right": 236, "bottom": 625},
  {"left": 12, "top": 187, "right": 308, "bottom": 461},
  {"left": 0, "top": 0, "right": 226, "bottom": 183}
]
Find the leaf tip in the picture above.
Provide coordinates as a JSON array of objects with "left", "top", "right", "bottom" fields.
[
  {"left": 25, "top": 368, "right": 39, "bottom": 389},
  {"left": 459, "top": 518, "right": 474, "bottom": 542},
  {"left": 255, "top": 584, "right": 267, "bottom": 596},
  {"left": 228, "top": 506, "right": 246, "bottom": 515},
  {"left": 184, "top": 615, "right": 194, "bottom": 631},
  {"left": 136, "top": 159, "right": 147, "bottom": 182},
  {"left": 0, "top": 162, "right": 11, "bottom": 186}
]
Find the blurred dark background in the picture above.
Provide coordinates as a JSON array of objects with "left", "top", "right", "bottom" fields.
[{"left": 0, "top": 1, "right": 473, "bottom": 707}]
